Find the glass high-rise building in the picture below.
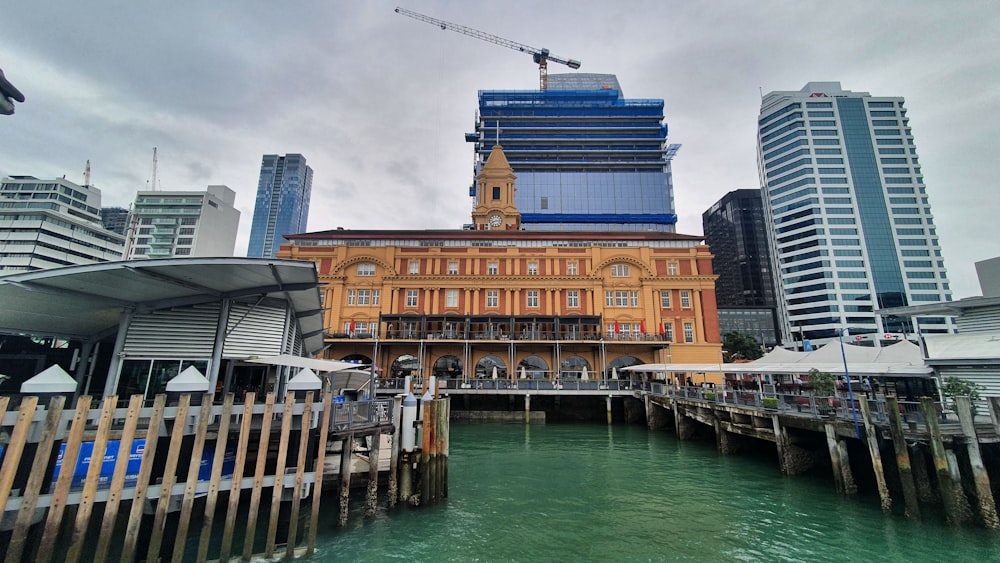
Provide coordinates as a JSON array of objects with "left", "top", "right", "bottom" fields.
[
  {"left": 757, "top": 82, "right": 956, "bottom": 347},
  {"left": 466, "top": 74, "right": 680, "bottom": 232},
  {"left": 247, "top": 154, "right": 313, "bottom": 258}
]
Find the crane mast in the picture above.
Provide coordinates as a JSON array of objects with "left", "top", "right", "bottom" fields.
[{"left": 394, "top": 6, "right": 580, "bottom": 90}]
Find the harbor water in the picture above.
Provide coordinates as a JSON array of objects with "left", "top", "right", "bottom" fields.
[{"left": 314, "top": 423, "right": 1000, "bottom": 562}]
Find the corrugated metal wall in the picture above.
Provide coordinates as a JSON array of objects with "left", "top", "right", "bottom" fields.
[
  {"left": 224, "top": 302, "right": 288, "bottom": 357},
  {"left": 956, "top": 308, "right": 1000, "bottom": 333},
  {"left": 124, "top": 304, "right": 220, "bottom": 358}
]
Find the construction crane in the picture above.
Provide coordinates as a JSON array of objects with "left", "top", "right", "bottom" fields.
[{"left": 394, "top": 6, "right": 580, "bottom": 91}]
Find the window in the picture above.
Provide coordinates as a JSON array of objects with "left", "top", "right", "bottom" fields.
[
  {"left": 663, "top": 323, "right": 674, "bottom": 342},
  {"left": 179, "top": 228, "right": 195, "bottom": 235},
  {"left": 567, "top": 261, "right": 578, "bottom": 275},
  {"left": 526, "top": 290, "right": 539, "bottom": 308},
  {"left": 181, "top": 218, "right": 197, "bottom": 225},
  {"left": 492, "top": 187, "right": 501, "bottom": 200},
  {"left": 136, "top": 237, "right": 150, "bottom": 245},
  {"left": 177, "top": 238, "right": 193, "bottom": 245},
  {"left": 138, "top": 228, "right": 152, "bottom": 235},
  {"left": 661, "top": 290, "right": 672, "bottom": 308},
  {"left": 409, "top": 261, "right": 419, "bottom": 274},
  {"left": 606, "top": 291, "right": 614, "bottom": 307},
  {"left": 527, "top": 262, "right": 538, "bottom": 275},
  {"left": 357, "top": 263, "right": 375, "bottom": 276},
  {"left": 486, "top": 290, "right": 498, "bottom": 308},
  {"left": 347, "top": 290, "right": 356, "bottom": 305},
  {"left": 372, "top": 290, "right": 380, "bottom": 305},
  {"left": 174, "top": 248, "right": 191, "bottom": 256},
  {"left": 611, "top": 264, "right": 630, "bottom": 277},
  {"left": 630, "top": 291, "right": 639, "bottom": 307},
  {"left": 448, "top": 261, "right": 459, "bottom": 275},
  {"left": 567, "top": 290, "right": 579, "bottom": 308},
  {"left": 668, "top": 262, "right": 678, "bottom": 275},
  {"left": 683, "top": 322, "right": 694, "bottom": 343},
  {"left": 615, "top": 291, "right": 629, "bottom": 307},
  {"left": 488, "top": 261, "right": 498, "bottom": 275},
  {"left": 134, "top": 247, "right": 147, "bottom": 255},
  {"left": 680, "top": 290, "right": 691, "bottom": 308},
  {"left": 406, "top": 289, "right": 418, "bottom": 307},
  {"left": 446, "top": 289, "right": 459, "bottom": 307}
]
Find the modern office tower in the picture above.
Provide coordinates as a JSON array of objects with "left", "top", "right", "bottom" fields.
[
  {"left": 127, "top": 185, "right": 239, "bottom": 259},
  {"left": 100, "top": 206, "right": 130, "bottom": 235},
  {"left": 466, "top": 74, "right": 680, "bottom": 232},
  {"left": 247, "top": 154, "right": 313, "bottom": 258},
  {"left": 702, "top": 189, "right": 780, "bottom": 347},
  {"left": 0, "top": 176, "right": 125, "bottom": 272},
  {"left": 757, "top": 82, "right": 956, "bottom": 347}
]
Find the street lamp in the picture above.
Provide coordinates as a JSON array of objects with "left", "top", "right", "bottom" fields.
[{"left": 837, "top": 328, "right": 862, "bottom": 439}]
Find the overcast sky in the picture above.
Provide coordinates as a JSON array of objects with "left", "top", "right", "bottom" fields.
[{"left": 2, "top": 1, "right": 998, "bottom": 298}]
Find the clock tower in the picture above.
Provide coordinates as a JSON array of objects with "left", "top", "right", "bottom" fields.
[{"left": 471, "top": 145, "right": 521, "bottom": 230}]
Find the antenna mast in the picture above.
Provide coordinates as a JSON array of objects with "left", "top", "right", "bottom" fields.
[
  {"left": 150, "top": 147, "right": 158, "bottom": 191},
  {"left": 83, "top": 160, "right": 91, "bottom": 187}
]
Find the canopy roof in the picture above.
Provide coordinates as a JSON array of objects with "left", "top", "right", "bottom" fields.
[
  {"left": 924, "top": 332, "right": 1000, "bottom": 364},
  {"left": 0, "top": 258, "right": 327, "bottom": 355},
  {"left": 623, "top": 340, "right": 932, "bottom": 377}
]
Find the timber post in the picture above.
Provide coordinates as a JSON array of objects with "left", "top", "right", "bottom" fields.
[
  {"left": 771, "top": 415, "right": 791, "bottom": 475},
  {"left": 366, "top": 431, "right": 383, "bottom": 517},
  {"left": 922, "top": 397, "right": 970, "bottom": 526},
  {"left": 885, "top": 395, "right": 920, "bottom": 520},
  {"left": 859, "top": 399, "right": 891, "bottom": 512},
  {"left": 955, "top": 396, "right": 999, "bottom": 529},
  {"left": 338, "top": 434, "right": 354, "bottom": 526},
  {"left": 525, "top": 394, "right": 531, "bottom": 425},
  {"left": 606, "top": 395, "right": 613, "bottom": 426},
  {"left": 824, "top": 423, "right": 846, "bottom": 494},
  {"left": 388, "top": 394, "right": 402, "bottom": 507}
]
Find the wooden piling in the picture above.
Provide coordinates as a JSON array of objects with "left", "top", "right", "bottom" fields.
[
  {"left": 387, "top": 395, "right": 401, "bottom": 508},
  {"left": 606, "top": 395, "right": 612, "bottom": 426},
  {"left": 421, "top": 399, "right": 434, "bottom": 505},
  {"left": 922, "top": 397, "right": 969, "bottom": 526},
  {"left": 989, "top": 397, "right": 1000, "bottom": 436},
  {"left": 525, "top": 394, "right": 531, "bottom": 425},
  {"left": 885, "top": 396, "right": 920, "bottom": 520},
  {"left": 771, "top": 415, "right": 791, "bottom": 475},
  {"left": 173, "top": 394, "right": 213, "bottom": 563},
  {"left": 197, "top": 393, "right": 235, "bottom": 563},
  {"left": 859, "top": 399, "right": 891, "bottom": 512},
  {"left": 93, "top": 394, "right": 142, "bottom": 563},
  {"left": 307, "top": 391, "right": 333, "bottom": 558},
  {"left": 824, "top": 423, "right": 846, "bottom": 494},
  {"left": 439, "top": 397, "right": 450, "bottom": 499},
  {"left": 287, "top": 392, "right": 314, "bottom": 560},
  {"left": 338, "top": 435, "right": 354, "bottom": 525},
  {"left": 120, "top": 394, "right": 166, "bottom": 563},
  {"left": 6, "top": 396, "right": 66, "bottom": 563},
  {"left": 243, "top": 392, "right": 277, "bottom": 561},
  {"left": 265, "top": 393, "right": 296, "bottom": 559},
  {"left": 146, "top": 394, "right": 190, "bottom": 563},
  {"left": 366, "top": 431, "right": 382, "bottom": 517},
  {"left": 220, "top": 392, "right": 256, "bottom": 563},
  {"left": 955, "top": 396, "right": 999, "bottom": 529},
  {"left": 837, "top": 440, "right": 857, "bottom": 494}
]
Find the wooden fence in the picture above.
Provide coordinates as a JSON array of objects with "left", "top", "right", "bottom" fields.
[{"left": 0, "top": 391, "right": 346, "bottom": 562}]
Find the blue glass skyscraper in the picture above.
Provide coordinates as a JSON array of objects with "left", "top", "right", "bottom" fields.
[
  {"left": 757, "top": 82, "right": 956, "bottom": 347},
  {"left": 247, "top": 154, "right": 313, "bottom": 258},
  {"left": 467, "top": 74, "right": 680, "bottom": 232}
]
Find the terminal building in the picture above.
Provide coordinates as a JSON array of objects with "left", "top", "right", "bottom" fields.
[
  {"left": 0, "top": 176, "right": 125, "bottom": 272},
  {"left": 279, "top": 145, "right": 722, "bottom": 383},
  {"left": 757, "top": 82, "right": 956, "bottom": 347},
  {"left": 466, "top": 74, "right": 680, "bottom": 232}
]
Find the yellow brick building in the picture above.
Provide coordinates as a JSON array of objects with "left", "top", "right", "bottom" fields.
[{"left": 278, "top": 146, "right": 722, "bottom": 385}]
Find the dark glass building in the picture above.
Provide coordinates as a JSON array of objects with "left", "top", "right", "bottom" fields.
[
  {"left": 247, "top": 154, "right": 313, "bottom": 258},
  {"left": 100, "top": 206, "right": 130, "bottom": 236}
]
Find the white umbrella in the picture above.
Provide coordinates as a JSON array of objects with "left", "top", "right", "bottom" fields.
[
  {"left": 520, "top": 366, "right": 528, "bottom": 379},
  {"left": 611, "top": 367, "right": 619, "bottom": 380},
  {"left": 491, "top": 365, "right": 499, "bottom": 380},
  {"left": 581, "top": 365, "right": 589, "bottom": 381}
]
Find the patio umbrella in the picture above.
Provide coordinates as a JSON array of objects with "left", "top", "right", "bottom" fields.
[
  {"left": 491, "top": 365, "right": 498, "bottom": 380},
  {"left": 520, "top": 366, "right": 528, "bottom": 379},
  {"left": 611, "top": 367, "right": 619, "bottom": 380},
  {"left": 581, "top": 365, "right": 589, "bottom": 381}
]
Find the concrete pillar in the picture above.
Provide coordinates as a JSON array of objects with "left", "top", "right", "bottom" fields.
[
  {"left": 772, "top": 415, "right": 791, "bottom": 475},
  {"left": 956, "top": 396, "right": 999, "bottom": 529},
  {"left": 825, "top": 423, "right": 846, "bottom": 494},
  {"left": 675, "top": 406, "right": 696, "bottom": 440},
  {"left": 714, "top": 415, "right": 733, "bottom": 455},
  {"left": 525, "top": 394, "right": 531, "bottom": 425},
  {"left": 606, "top": 395, "right": 613, "bottom": 426},
  {"left": 859, "top": 399, "right": 891, "bottom": 512}
]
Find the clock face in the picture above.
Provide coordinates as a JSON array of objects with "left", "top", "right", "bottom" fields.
[{"left": 489, "top": 214, "right": 503, "bottom": 227}]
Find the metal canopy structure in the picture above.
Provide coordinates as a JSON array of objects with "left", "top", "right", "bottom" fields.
[{"left": 0, "top": 258, "right": 327, "bottom": 354}]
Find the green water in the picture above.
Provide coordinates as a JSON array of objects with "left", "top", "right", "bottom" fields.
[{"left": 314, "top": 423, "right": 1000, "bottom": 562}]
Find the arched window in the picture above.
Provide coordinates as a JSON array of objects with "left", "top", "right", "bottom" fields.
[
  {"left": 560, "top": 355, "right": 591, "bottom": 380},
  {"left": 607, "top": 355, "right": 642, "bottom": 379},
  {"left": 517, "top": 355, "right": 549, "bottom": 379},
  {"left": 390, "top": 354, "right": 419, "bottom": 378},
  {"left": 432, "top": 355, "right": 463, "bottom": 379},
  {"left": 475, "top": 355, "right": 506, "bottom": 379}
]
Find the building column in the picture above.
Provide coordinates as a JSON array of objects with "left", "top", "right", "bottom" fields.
[
  {"left": 103, "top": 306, "right": 135, "bottom": 397},
  {"left": 208, "top": 298, "right": 232, "bottom": 399},
  {"left": 693, "top": 290, "right": 704, "bottom": 342}
]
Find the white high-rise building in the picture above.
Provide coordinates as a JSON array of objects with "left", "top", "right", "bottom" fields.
[
  {"left": 0, "top": 176, "right": 125, "bottom": 272},
  {"left": 128, "top": 185, "right": 239, "bottom": 259},
  {"left": 757, "top": 82, "right": 956, "bottom": 348}
]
